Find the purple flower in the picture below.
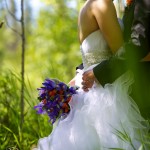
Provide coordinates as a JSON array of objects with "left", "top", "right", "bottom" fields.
[
  {"left": 34, "top": 78, "right": 77, "bottom": 124},
  {"left": 69, "top": 87, "right": 77, "bottom": 94},
  {"left": 34, "top": 102, "right": 46, "bottom": 114}
]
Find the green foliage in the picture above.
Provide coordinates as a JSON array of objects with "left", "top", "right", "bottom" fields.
[
  {"left": 26, "top": 3, "right": 81, "bottom": 85},
  {"left": 0, "top": 1, "right": 82, "bottom": 149},
  {"left": 110, "top": 122, "right": 150, "bottom": 150},
  {"left": 0, "top": 69, "right": 53, "bottom": 149}
]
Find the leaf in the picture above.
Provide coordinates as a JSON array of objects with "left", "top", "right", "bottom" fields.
[
  {"left": 138, "top": 144, "right": 144, "bottom": 150},
  {"left": 112, "top": 128, "right": 130, "bottom": 142},
  {"left": 108, "top": 148, "right": 125, "bottom": 150},
  {"left": 2, "top": 125, "right": 21, "bottom": 149}
]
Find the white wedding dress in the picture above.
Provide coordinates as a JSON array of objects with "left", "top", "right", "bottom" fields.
[{"left": 36, "top": 30, "right": 149, "bottom": 150}]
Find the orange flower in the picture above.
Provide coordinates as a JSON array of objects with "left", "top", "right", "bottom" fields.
[
  {"left": 126, "top": 0, "right": 133, "bottom": 6},
  {"left": 49, "top": 89, "right": 56, "bottom": 96},
  {"left": 66, "top": 96, "right": 71, "bottom": 103},
  {"left": 43, "top": 99, "right": 47, "bottom": 104},
  {"left": 64, "top": 108, "right": 69, "bottom": 113},
  {"left": 58, "top": 90, "right": 64, "bottom": 95},
  {"left": 62, "top": 103, "right": 68, "bottom": 109},
  {"left": 62, "top": 103, "right": 69, "bottom": 112}
]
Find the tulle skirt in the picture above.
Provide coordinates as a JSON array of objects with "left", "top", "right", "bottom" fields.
[{"left": 36, "top": 71, "right": 149, "bottom": 150}]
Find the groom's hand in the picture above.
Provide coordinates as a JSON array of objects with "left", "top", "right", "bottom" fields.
[{"left": 82, "top": 69, "right": 95, "bottom": 92}]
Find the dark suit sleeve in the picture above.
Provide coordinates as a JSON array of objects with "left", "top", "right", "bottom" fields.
[
  {"left": 125, "top": 0, "right": 150, "bottom": 61},
  {"left": 93, "top": 57, "right": 127, "bottom": 86},
  {"left": 93, "top": 0, "right": 150, "bottom": 86}
]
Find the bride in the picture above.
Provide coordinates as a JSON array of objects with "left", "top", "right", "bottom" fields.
[{"left": 36, "top": 0, "right": 149, "bottom": 149}]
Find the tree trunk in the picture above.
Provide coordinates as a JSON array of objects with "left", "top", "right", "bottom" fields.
[{"left": 20, "top": 0, "right": 25, "bottom": 138}]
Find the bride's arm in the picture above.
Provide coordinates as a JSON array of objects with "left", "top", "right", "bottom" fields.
[
  {"left": 92, "top": 0, "right": 123, "bottom": 53},
  {"left": 82, "top": 0, "right": 124, "bottom": 90}
]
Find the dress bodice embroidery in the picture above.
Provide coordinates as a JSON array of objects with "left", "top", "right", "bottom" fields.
[{"left": 80, "top": 30, "right": 112, "bottom": 69}]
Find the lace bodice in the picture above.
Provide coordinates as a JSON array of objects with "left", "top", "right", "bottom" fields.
[{"left": 80, "top": 30, "right": 112, "bottom": 70}]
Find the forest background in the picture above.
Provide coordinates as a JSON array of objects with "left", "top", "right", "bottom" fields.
[{"left": 0, "top": 0, "right": 126, "bottom": 149}]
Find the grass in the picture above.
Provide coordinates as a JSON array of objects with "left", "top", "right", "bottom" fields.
[
  {"left": 0, "top": 69, "right": 150, "bottom": 150},
  {"left": 0, "top": 69, "right": 52, "bottom": 150}
]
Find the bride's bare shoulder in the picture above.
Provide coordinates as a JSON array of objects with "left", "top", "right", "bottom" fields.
[
  {"left": 91, "top": 0, "right": 115, "bottom": 17},
  {"left": 91, "top": 0, "right": 113, "bottom": 9}
]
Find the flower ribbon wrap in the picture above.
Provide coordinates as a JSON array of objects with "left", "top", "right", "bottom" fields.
[{"left": 34, "top": 78, "right": 77, "bottom": 124}]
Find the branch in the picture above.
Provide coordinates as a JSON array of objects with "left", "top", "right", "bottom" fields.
[
  {"left": 0, "top": 21, "right": 4, "bottom": 28},
  {"left": 20, "top": 0, "right": 25, "bottom": 135},
  {"left": 4, "top": 0, "right": 21, "bottom": 22},
  {"left": 5, "top": 16, "right": 21, "bottom": 36}
]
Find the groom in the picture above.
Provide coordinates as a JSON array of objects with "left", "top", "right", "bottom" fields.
[{"left": 81, "top": 0, "right": 150, "bottom": 119}]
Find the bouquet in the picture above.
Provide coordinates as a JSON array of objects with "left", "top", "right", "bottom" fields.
[{"left": 34, "top": 78, "right": 77, "bottom": 124}]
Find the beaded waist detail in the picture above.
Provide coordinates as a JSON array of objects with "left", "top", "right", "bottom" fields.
[{"left": 81, "top": 51, "right": 112, "bottom": 69}]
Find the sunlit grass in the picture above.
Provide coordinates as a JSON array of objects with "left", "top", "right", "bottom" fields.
[{"left": 0, "top": 69, "right": 52, "bottom": 150}]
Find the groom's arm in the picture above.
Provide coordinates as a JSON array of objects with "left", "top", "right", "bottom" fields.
[
  {"left": 93, "top": 57, "right": 126, "bottom": 86},
  {"left": 93, "top": 0, "right": 150, "bottom": 86},
  {"left": 124, "top": 0, "right": 150, "bottom": 61}
]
